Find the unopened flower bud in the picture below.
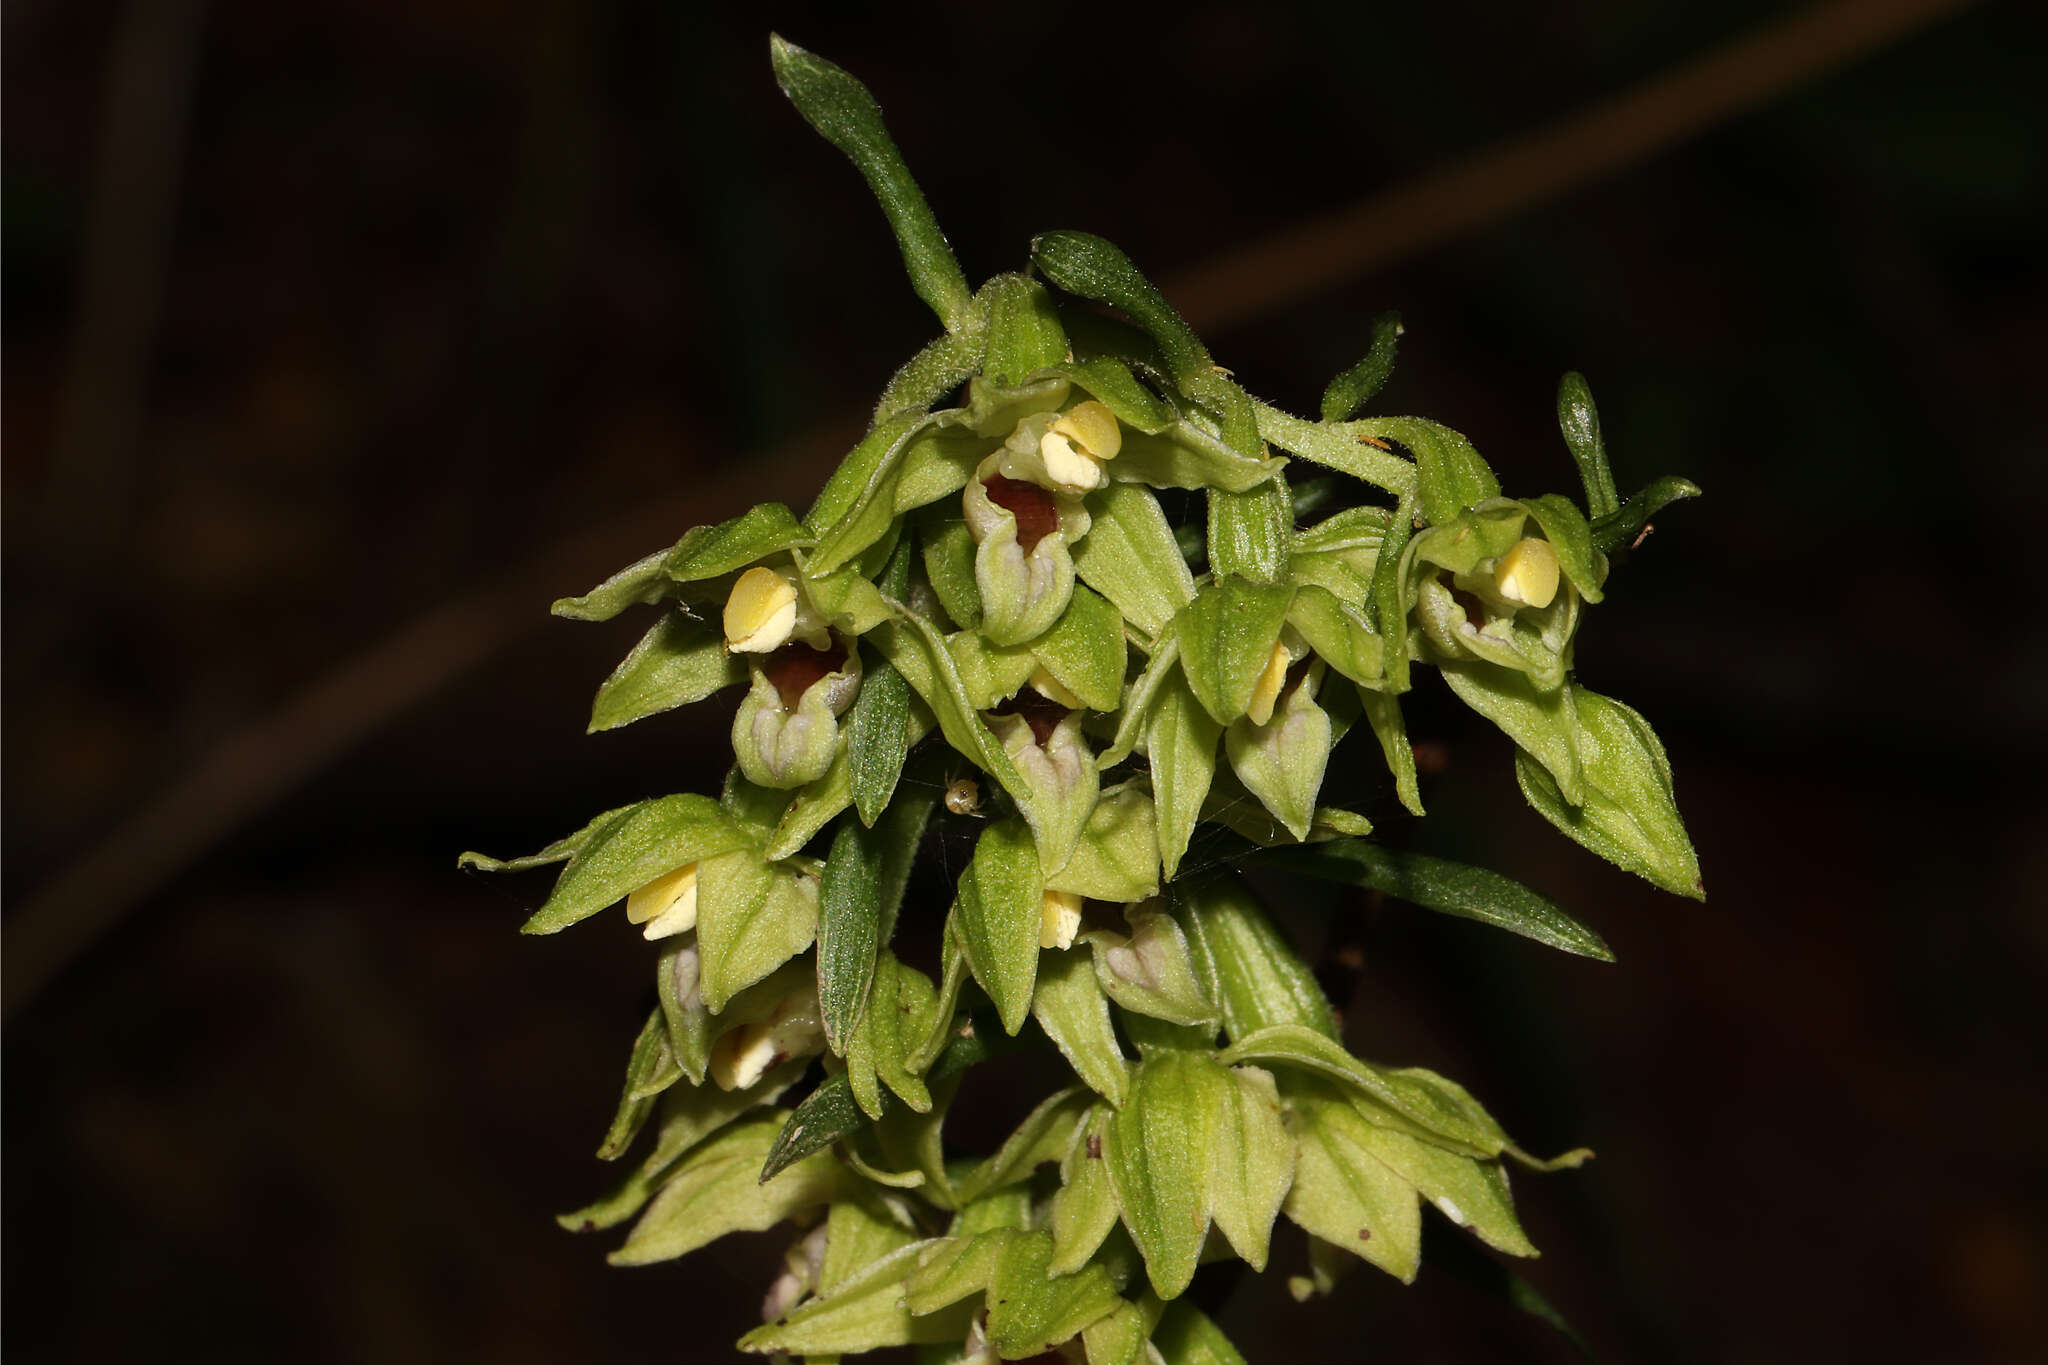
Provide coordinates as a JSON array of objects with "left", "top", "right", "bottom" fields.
[
  {"left": 1493, "top": 537, "right": 1560, "bottom": 610},
  {"left": 627, "top": 862, "right": 698, "bottom": 940},
  {"left": 1039, "top": 889, "right": 1084, "bottom": 949},
  {"left": 710, "top": 982, "right": 826, "bottom": 1091},
  {"left": 724, "top": 565, "right": 829, "bottom": 653}
]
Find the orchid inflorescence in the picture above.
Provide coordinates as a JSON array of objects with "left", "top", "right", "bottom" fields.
[{"left": 465, "top": 36, "right": 1703, "bottom": 1364}]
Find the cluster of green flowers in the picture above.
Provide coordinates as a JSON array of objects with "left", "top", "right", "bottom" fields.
[{"left": 465, "top": 38, "right": 1701, "bottom": 1364}]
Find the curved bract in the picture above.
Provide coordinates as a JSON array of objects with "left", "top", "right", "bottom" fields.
[{"left": 465, "top": 36, "right": 1704, "bottom": 1364}]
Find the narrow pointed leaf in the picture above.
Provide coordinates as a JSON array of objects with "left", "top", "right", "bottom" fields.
[
  {"left": 1145, "top": 674, "right": 1221, "bottom": 881},
  {"left": 770, "top": 37, "right": 973, "bottom": 332},
  {"left": 1205, "top": 1063, "right": 1293, "bottom": 1269},
  {"left": 1555, "top": 372, "right": 1619, "bottom": 520},
  {"left": 1321, "top": 311, "right": 1403, "bottom": 422},
  {"left": 1281, "top": 840, "right": 1613, "bottom": 961},
  {"left": 552, "top": 545, "right": 675, "bottom": 621},
  {"left": 817, "top": 816, "right": 885, "bottom": 1052},
  {"left": 1031, "top": 230, "right": 1209, "bottom": 385}
]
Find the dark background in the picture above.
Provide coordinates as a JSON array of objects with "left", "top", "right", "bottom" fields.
[{"left": 5, "top": 1, "right": 2043, "bottom": 1361}]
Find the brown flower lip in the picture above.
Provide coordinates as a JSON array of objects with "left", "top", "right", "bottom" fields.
[
  {"left": 990, "top": 688, "right": 1070, "bottom": 745},
  {"left": 763, "top": 639, "right": 847, "bottom": 710},
  {"left": 981, "top": 474, "right": 1060, "bottom": 551}
]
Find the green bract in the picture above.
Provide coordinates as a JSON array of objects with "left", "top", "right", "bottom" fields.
[{"left": 466, "top": 36, "right": 1706, "bottom": 1362}]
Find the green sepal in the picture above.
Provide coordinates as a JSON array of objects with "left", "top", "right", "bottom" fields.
[
  {"left": 519, "top": 795, "right": 748, "bottom": 935},
  {"left": 1555, "top": 371, "right": 1619, "bottom": 520},
  {"left": 587, "top": 610, "right": 741, "bottom": 733},
  {"left": 1177, "top": 876, "right": 1339, "bottom": 1042},
  {"left": 1079, "top": 1294, "right": 1161, "bottom": 1365},
  {"left": 1217, "top": 1025, "right": 1506, "bottom": 1157},
  {"left": 552, "top": 545, "right": 675, "bottom": 621},
  {"left": 1031, "top": 583, "right": 1127, "bottom": 712},
  {"left": 984, "top": 1229, "right": 1126, "bottom": 1356},
  {"left": 842, "top": 951, "right": 942, "bottom": 1117},
  {"left": 596, "top": 1009, "right": 681, "bottom": 1160},
  {"left": 949, "top": 818, "right": 1044, "bottom": 1035},
  {"left": 916, "top": 506, "right": 983, "bottom": 629},
  {"left": 1059, "top": 356, "right": 1173, "bottom": 432},
  {"left": 1073, "top": 483, "right": 1197, "bottom": 641},
  {"left": 1518, "top": 493, "right": 1606, "bottom": 603},
  {"left": 1205, "top": 1062, "right": 1293, "bottom": 1270},
  {"left": 696, "top": 850, "right": 819, "bottom": 1012},
  {"left": 1281, "top": 1077, "right": 1422, "bottom": 1282},
  {"left": 740, "top": 1239, "right": 972, "bottom": 1355},
  {"left": 1045, "top": 786, "right": 1161, "bottom": 904},
  {"left": 1207, "top": 473, "right": 1293, "bottom": 584},
  {"left": 1356, "top": 685, "right": 1424, "bottom": 815},
  {"left": 875, "top": 327, "right": 984, "bottom": 424},
  {"left": 1439, "top": 662, "right": 1584, "bottom": 805},
  {"left": 458, "top": 802, "right": 636, "bottom": 874},
  {"left": 1114, "top": 419, "right": 1283, "bottom": 494},
  {"left": 1516, "top": 687, "right": 1702, "bottom": 899},
  {"left": 1051, "top": 1108, "right": 1121, "bottom": 1272},
  {"left": 1348, "top": 1118, "right": 1535, "bottom": 1257},
  {"left": 1223, "top": 666, "right": 1332, "bottom": 842},
  {"left": 979, "top": 273, "right": 1068, "bottom": 386},
  {"left": 1369, "top": 485, "right": 1417, "bottom": 691},
  {"left": 609, "top": 1114, "right": 842, "bottom": 1266},
  {"left": 1101, "top": 1050, "right": 1214, "bottom": 1297},
  {"left": 666, "top": 502, "right": 811, "bottom": 584},
  {"left": 946, "top": 628, "right": 1037, "bottom": 711},
  {"left": 1032, "top": 948, "right": 1132, "bottom": 1107},
  {"left": 1144, "top": 674, "right": 1222, "bottom": 881},
  {"left": 1283, "top": 840, "right": 1614, "bottom": 960},
  {"left": 1174, "top": 577, "right": 1295, "bottom": 725},
  {"left": 804, "top": 411, "right": 939, "bottom": 574},
  {"left": 558, "top": 1061, "right": 804, "bottom": 1233},
  {"left": 770, "top": 36, "right": 974, "bottom": 333},
  {"left": 1321, "top": 311, "right": 1403, "bottom": 422},
  {"left": 1286, "top": 585, "right": 1383, "bottom": 685}
]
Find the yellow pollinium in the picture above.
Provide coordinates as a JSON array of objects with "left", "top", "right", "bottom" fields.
[
  {"left": 724, "top": 566, "right": 799, "bottom": 652},
  {"left": 1246, "top": 635, "right": 1304, "bottom": 727},
  {"left": 1039, "top": 889, "right": 1084, "bottom": 950},
  {"left": 1051, "top": 400, "right": 1122, "bottom": 459},
  {"left": 1028, "top": 665, "right": 1083, "bottom": 711},
  {"left": 627, "top": 862, "right": 699, "bottom": 940},
  {"left": 1039, "top": 400, "right": 1122, "bottom": 489},
  {"left": 1493, "top": 537, "right": 1561, "bottom": 610}
]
